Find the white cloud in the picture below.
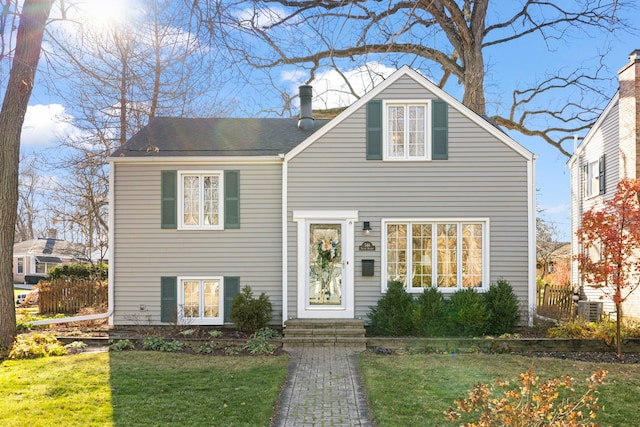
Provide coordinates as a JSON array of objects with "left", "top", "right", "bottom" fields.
[
  {"left": 21, "top": 104, "right": 78, "bottom": 148},
  {"left": 282, "top": 62, "right": 397, "bottom": 109}
]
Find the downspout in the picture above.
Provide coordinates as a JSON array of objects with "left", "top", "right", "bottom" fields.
[
  {"left": 30, "top": 162, "right": 116, "bottom": 326},
  {"left": 528, "top": 154, "right": 538, "bottom": 326},
  {"left": 281, "top": 153, "right": 288, "bottom": 327}
]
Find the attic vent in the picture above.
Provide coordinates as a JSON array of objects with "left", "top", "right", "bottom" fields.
[{"left": 577, "top": 301, "right": 603, "bottom": 322}]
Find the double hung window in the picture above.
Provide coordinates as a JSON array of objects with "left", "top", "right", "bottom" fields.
[{"left": 384, "top": 220, "right": 486, "bottom": 292}]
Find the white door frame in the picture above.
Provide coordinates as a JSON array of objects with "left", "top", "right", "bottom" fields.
[{"left": 293, "top": 210, "right": 357, "bottom": 318}]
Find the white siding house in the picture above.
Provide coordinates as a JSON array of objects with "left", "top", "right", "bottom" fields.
[{"left": 568, "top": 50, "right": 640, "bottom": 319}]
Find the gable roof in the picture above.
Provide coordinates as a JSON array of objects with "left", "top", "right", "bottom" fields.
[
  {"left": 13, "top": 238, "right": 87, "bottom": 259},
  {"left": 286, "top": 65, "right": 534, "bottom": 161},
  {"left": 567, "top": 92, "right": 619, "bottom": 168},
  {"left": 110, "top": 117, "right": 331, "bottom": 158}
]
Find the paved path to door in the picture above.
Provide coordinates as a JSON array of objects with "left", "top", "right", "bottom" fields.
[{"left": 272, "top": 346, "right": 374, "bottom": 427}]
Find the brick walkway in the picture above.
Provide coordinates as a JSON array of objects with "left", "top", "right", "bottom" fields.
[{"left": 272, "top": 347, "right": 373, "bottom": 427}]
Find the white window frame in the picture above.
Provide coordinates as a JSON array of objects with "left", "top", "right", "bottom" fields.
[
  {"left": 17, "top": 257, "right": 24, "bottom": 274},
  {"left": 584, "top": 160, "right": 600, "bottom": 199},
  {"left": 177, "top": 276, "right": 224, "bottom": 325},
  {"left": 381, "top": 218, "right": 490, "bottom": 293},
  {"left": 178, "top": 171, "right": 224, "bottom": 230},
  {"left": 383, "top": 100, "right": 431, "bottom": 161}
]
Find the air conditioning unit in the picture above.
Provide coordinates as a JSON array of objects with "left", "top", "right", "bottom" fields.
[{"left": 577, "top": 301, "right": 603, "bottom": 322}]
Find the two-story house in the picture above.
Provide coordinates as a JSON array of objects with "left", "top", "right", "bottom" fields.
[
  {"left": 108, "top": 66, "right": 536, "bottom": 328},
  {"left": 568, "top": 50, "right": 640, "bottom": 320}
]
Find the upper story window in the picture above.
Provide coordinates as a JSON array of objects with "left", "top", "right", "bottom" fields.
[
  {"left": 385, "top": 102, "right": 430, "bottom": 160},
  {"left": 584, "top": 156, "right": 605, "bottom": 198},
  {"left": 383, "top": 219, "right": 487, "bottom": 292},
  {"left": 179, "top": 171, "right": 223, "bottom": 229}
]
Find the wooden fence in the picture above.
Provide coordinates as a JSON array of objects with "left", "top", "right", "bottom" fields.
[
  {"left": 537, "top": 283, "right": 575, "bottom": 321},
  {"left": 38, "top": 278, "right": 108, "bottom": 315}
]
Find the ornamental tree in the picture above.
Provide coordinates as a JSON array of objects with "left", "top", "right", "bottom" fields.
[{"left": 576, "top": 178, "right": 640, "bottom": 359}]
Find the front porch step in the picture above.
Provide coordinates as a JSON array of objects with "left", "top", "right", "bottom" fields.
[{"left": 282, "top": 319, "right": 366, "bottom": 349}]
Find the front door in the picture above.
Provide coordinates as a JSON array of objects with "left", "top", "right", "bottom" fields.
[{"left": 293, "top": 211, "right": 356, "bottom": 318}]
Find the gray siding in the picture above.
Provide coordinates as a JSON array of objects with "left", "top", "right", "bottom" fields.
[
  {"left": 111, "top": 161, "right": 284, "bottom": 325},
  {"left": 287, "top": 76, "right": 532, "bottom": 320}
]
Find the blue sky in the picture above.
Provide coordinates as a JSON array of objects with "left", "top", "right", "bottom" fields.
[{"left": 17, "top": 3, "right": 640, "bottom": 242}]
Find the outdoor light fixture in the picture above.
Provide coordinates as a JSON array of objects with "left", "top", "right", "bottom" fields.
[{"left": 363, "top": 221, "right": 372, "bottom": 235}]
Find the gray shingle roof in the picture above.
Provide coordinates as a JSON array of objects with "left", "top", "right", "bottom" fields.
[
  {"left": 13, "top": 238, "right": 87, "bottom": 259},
  {"left": 111, "top": 117, "right": 331, "bottom": 157}
]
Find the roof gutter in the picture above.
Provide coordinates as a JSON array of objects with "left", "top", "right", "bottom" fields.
[{"left": 29, "top": 164, "right": 116, "bottom": 327}]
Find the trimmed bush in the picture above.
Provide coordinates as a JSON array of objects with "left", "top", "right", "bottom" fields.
[
  {"left": 485, "top": 279, "right": 520, "bottom": 335},
  {"left": 368, "top": 281, "right": 416, "bottom": 336},
  {"left": 48, "top": 262, "right": 108, "bottom": 280},
  {"left": 414, "top": 287, "right": 448, "bottom": 337},
  {"left": 447, "top": 288, "right": 490, "bottom": 336},
  {"left": 231, "top": 286, "right": 273, "bottom": 334}
]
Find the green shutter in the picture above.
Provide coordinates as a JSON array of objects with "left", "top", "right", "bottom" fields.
[
  {"left": 224, "top": 276, "right": 241, "bottom": 323},
  {"left": 366, "top": 100, "right": 383, "bottom": 160},
  {"left": 160, "top": 276, "right": 177, "bottom": 323},
  {"left": 224, "top": 170, "right": 240, "bottom": 229},
  {"left": 599, "top": 155, "right": 606, "bottom": 195},
  {"left": 161, "top": 170, "right": 177, "bottom": 229},
  {"left": 432, "top": 99, "right": 448, "bottom": 160}
]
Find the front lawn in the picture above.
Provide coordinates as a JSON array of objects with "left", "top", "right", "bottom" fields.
[
  {"left": 360, "top": 352, "right": 640, "bottom": 426},
  {"left": 0, "top": 351, "right": 288, "bottom": 427}
]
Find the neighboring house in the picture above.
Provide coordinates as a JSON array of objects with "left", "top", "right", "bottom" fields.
[
  {"left": 536, "top": 242, "right": 571, "bottom": 283},
  {"left": 568, "top": 50, "right": 640, "bottom": 320},
  {"left": 12, "top": 237, "right": 87, "bottom": 284},
  {"left": 108, "top": 66, "right": 536, "bottom": 328}
]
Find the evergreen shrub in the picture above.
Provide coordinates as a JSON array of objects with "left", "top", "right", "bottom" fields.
[
  {"left": 414, "top": 287, "right": 448, "bottom": 336},
  {"left": 447, "top": 288, "right": 490, "bottom": 336},
  {"left": 231, "top": 286, "right": 273, "bottom": 334},
  {"left": 368, "top": 281, "right": 416, "bottom": 336},
  {"left": 485, "top": 279, "right": 520, "bottom": 335}
]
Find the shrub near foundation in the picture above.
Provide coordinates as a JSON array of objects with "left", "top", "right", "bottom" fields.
[
  {"left": 231, "top": 286, "right": 273, "bottom": 334},
  {"left": 414, "top": 287, "right": 448, "bottom": 337},
  {"left": 369, "top": 281, "right": 416, "bottom": 336},
  {"left": 484, "top": 279, "right": 521, "bottom": 335},
  {"left": 369, "top": 281, "right": 520, "bottom": 337},
  {"left": 447, "top": 288, "right": 490, "bottom": 337}
]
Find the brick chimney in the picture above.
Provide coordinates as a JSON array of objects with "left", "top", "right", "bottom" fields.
[{"left": 618, "top": 49, "right": 640, "bottom": 179}]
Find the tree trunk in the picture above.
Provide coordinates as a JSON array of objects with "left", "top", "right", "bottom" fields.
[
  {"left": 0, "top": 0, "right": 54, "bottom": 349},
  {"left": 460, "top": 49, "right": 486, "bottom": 116},
  {"left": 616, "top": 302, "right": 622, "bottom": 360}
]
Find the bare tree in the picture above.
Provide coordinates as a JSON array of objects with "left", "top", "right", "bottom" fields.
[
  {"left": 0, "top": 0, "right": 54, "bottom": 349},
  {"left": 193, "top": 0, "right": 633, "bottom": 156},
  {"left": 15, "top": 154, "right": 53, "bottom": 242},
  {"left": 39, "top": 0, "right": 234, "bottom": 252}
]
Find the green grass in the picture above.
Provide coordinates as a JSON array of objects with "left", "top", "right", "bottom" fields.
[
  {"left": 359, "top": 352, "right": 640, "bottom": 426},
  {"left": 0, "top": 351, "right": 288, "bottom": 427}
]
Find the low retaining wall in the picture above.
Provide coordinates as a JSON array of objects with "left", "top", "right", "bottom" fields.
[
  {"left": 366, "top": 337, "right": 640, "bottom": 353},
  {"left": 56, "top": 335, "right": 640, "bottom": 354}
]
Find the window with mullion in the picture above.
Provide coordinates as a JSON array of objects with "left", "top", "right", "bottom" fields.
[
  {"left": 384, "top": 221, "right": 485, "bottom": 292},
  {"left": 386, "top": 103, "right": 427, "bottom": 160},
  {"left": 180, "top": 278, "right": 221, "bottom": 323},
  {"left": 180, "top": 172, "right": 221, "bottom": 229}
]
